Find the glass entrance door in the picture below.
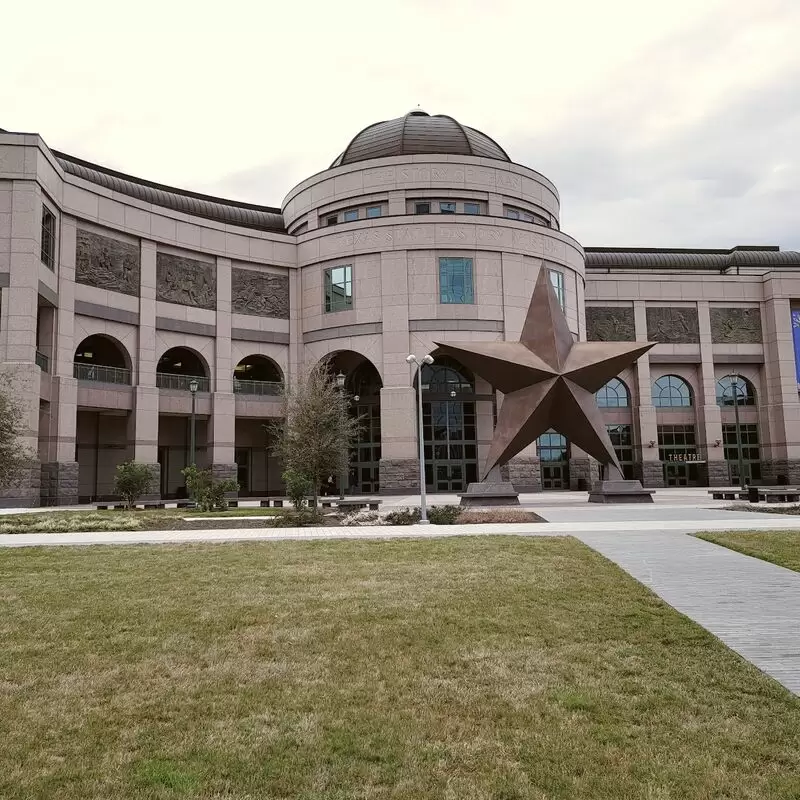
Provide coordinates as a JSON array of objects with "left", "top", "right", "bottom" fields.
[
  {"left": 423, "top": 400, "right": 479, "bottom": 492},
  {"left": 235, "top": 448, "right": 250, "bottom": 495},
  {"left": 538, "top": 431, "right": 569, "bottom": 489}
]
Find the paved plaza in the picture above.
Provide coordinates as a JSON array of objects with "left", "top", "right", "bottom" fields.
[{"left": 2, "top": 487, "right": 799, "bottom": 694}]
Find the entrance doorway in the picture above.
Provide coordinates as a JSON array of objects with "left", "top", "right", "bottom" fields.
[
  {"left": 235, "top": 448, "right": 251, "bottom": 495},
  {"left": 538, "top": 431, "right": 569, "bottom": 489}
]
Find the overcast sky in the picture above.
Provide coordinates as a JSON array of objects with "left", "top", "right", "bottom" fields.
[{"left": 3, "top": 0, "right": 798, "bottom": 250}]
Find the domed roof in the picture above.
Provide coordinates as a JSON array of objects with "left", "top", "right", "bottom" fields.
[{"left": 330, "top": 109, "right": 510, "bottom": 167}]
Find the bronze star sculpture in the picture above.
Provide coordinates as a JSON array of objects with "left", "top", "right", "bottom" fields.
[{"left": 435, "top": 267, "right": 655, "bottom": 492}]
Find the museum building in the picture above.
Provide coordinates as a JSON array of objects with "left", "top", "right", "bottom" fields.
[{"left": 2, "top": 109, "right": 800, "bottom": 506}]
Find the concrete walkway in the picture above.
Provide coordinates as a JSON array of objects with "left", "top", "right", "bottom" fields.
[{"left": 576, "top": 529, "right": 800, "bottom": 695}]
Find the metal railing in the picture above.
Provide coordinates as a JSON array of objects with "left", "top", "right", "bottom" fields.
[
  {"left": 35, "top": 351, "right": 50, "bottom": 373},
  {"left": 156, "top": 372, "right": 210, "bottom": 392},
  {"left": 233, "top": 379, "right": 282, "bottom": 397},
  {"left": 73, "top": 362, "right": 132, "bottom": 385}
]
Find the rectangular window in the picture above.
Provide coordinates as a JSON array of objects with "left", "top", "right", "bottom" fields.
[
  {"left": 366, "top": 206, "right": 381, "bottom": 218},
  {"left": 549, "top": 269, "right": 565, "bottom": 310},
  {"left": 343, "top": 209, "right": 358, "bottom": 222},
  {"left": 439, "top": 201, "right": 456, "bottom": 214},
  {"left": 607, "top": 423, "right": 635, "bottom": 480},
  {"left": 41, "top": 205, "right": 56, "bottom": 270},
  {"left": 521, "top": 211, "right": 534, "bottom": 223},
  {"left": 439, "top": 257, "right": 474, "bottom": 304},
  {"left": 326, "top": 215, "right": 338, "bottom": 226},
  {"left": 505, "top": 208, "right": 520, "bottom": 220},
  {"left": 324, "top": 265, "right": 353, "bottom": 313},
  {"left": 464, "top": 202, "right": 480, "bottom": 215},
  {"left": 415, "top": 202, "right": 430, "bottom": 215}
]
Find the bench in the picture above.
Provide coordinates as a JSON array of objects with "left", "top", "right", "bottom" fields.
[
  {"left": 708, "top": 490, "right": 745, "bottom": 501},
  {"left": 334, "top": 498, "right": 380, "bottom": 512},
  {"left": 709, "top": 488, "right": 800, "bottom": 503}
]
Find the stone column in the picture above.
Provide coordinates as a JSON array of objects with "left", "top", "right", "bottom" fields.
[
  {"left": 633, "top": 302, "right": 663, "bottom": 487},
  {"left": 378, "top": 251, "right": 418, "bottom": 492},
  {"left": 127, "top": 239, "right": 161, "bottom": 494},
  {"left": 211, "top": 258, "right": 237, "bottom": 490},
  {"left": 697, "top": 302, "right": 727, "bottom": 485},
  {"left": 569, "top": 445, "right": 599, "bottom": 491},
  {"left": 1, "top": 183, "right": 46, "bottom": 505},
  {"left": 761, "top": 297, "right": 800, "bottom": 482}
]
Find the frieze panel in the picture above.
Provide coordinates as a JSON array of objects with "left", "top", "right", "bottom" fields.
[
  {"left": 231, "top": 268, "right": 289, "bottom": 319},
  {"left": 586, "top": 307, "right": 635, "bottom": 342},
  {"left": 76, "top": 229, "right": 140, "bottom": 296},
  {"left": 156, "top": 252, "right": 216, "bottom": 309},
  {"left": 710, "top": 307, "right": 762, "bottom": 343},
  {"left": 646, "top": 307, "right": 700, "bottom": 343}
]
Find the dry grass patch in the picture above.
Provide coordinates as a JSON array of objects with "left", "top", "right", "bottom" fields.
[
  {"left": 457, "top": 509, "right": 544, "bottom": 524},
  {"left": 1, "top": 537, "right": 799, "bottom": 799},
  {"left": 696, "top": 529, "right": 800, "bottom": 572}
]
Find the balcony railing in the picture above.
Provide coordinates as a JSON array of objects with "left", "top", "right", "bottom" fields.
[
  {"left": 35, "top": 351, "right": 50, "bottom": 373},
  {"left": 73, "top": 362, "right": 132, "bottom": 385},
  {"left": 156, "top": 372, "right": 210, "bottom": 392},
  {"left": 233, "top": 379, "right": 283, "bottom": 397}
]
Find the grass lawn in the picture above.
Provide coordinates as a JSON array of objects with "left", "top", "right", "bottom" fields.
[
  {"left": 696, "top": 530, "right": 800, "bottom": 573},
  {"left": 1, "top": 537, "right": 799, "bottom": 799},
  {"left": 0, "top": 507, "right": 284, "bottom": 534}
]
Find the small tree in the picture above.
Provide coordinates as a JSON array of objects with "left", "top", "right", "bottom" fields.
[
  {"left": 269, "top": 363, "right": 360, "bottom": 509},
  {"left": 182, "top": 465, "right": 239, "bottom": 512},
  {"left": 0, "top": 376, "right": 35, "bottom": 491},
  {"left": 114, "top": 461, "right": 154, "bottom": 509},
  {"left": 282, "top": 468, "right": 312, "bottom": 511}
]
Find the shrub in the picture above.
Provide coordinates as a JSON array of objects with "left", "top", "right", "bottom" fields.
[
  {"left": 340, "top": 510, "right": 384, "bottom": 527},
  {"left": 457, "top": 509, "right": 545, "bottom": 524},
  {"left": 113, "top": 461, "right": 155, "bottom": 509},
  {"left": 270, "top": 509, "right": 326, "bottom": 527},
  {"left": 384, "top": 507, "right": 421, "bottom": 526},
  {"left": 182, "top": 466, "right": 239, "bottom": 512},
  {"left": 428, "top": 505, "right": 462, "bottom": 525},
  {"left": 282, "top": 468, "right": 312, "bottom": 511}
]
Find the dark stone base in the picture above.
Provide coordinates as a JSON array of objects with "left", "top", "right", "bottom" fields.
[
  {"left": 761, "top": 459, "right": 800, "bottom": 485},
  {"left": 507, "top": 456, "right": 541, "bottom": 492},
  {"left": 40, "top": 461, "right": 79, "bottom": 506},
  {"left": 636, "top": 461, "right": 665, "bottom": 488},
  {"left": 588, "top": 479, "right": 655, "bottom": 504},
  {"left": 379, "top": 458, "right": 419, "bottom": 492},
  {"left": 704, "top": 460, "right": 729, "bottom": 487},
  {"left": 138, "top": 463, "right": 161, "bottom": 501},
  {"left": 570, "top": 457, "right": 599, "bottom": 491},
  {"left": 0, "top": 463, "right": 41, "bottom": 508},
  {"left": 212, "top": 463, "right": 239, "bottom": 497}
]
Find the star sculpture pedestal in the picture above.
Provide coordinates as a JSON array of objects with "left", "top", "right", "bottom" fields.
[{"left": 435, "top": 268, "right": 656, "bottom": 506}]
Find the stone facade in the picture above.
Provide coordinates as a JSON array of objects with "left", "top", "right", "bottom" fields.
[
  {"left": 2, "top": 120, "right": 800, "bottom": 508},
  {"left": 379, "top": 459, "right": 419, "bottom": 493},
  {"left": 637, "top": 461, "right": 666, "bottom": 489},
  {"left": 703, "top": 460, "right": 730, "bottom": 487},
  {"left": 232, "top": 268, "right": 290, "bottom": 319},
  {"left": 157, "top": 252, "right": 216, "bottom": 309},
  {"left": 507, "top": 456, "right": 541, "bottom": 491},
  {"left": 76, "top": 229, "right": 140, "bottom": 295},
  {"left": 40, "top": 461, "right": 79, "bottom": 506}
]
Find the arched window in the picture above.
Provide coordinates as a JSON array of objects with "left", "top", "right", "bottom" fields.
[
  {"left": 653, "top": 375, "right": 693, "bottom": 408},
  {"left": 716, "top": 375, "right": 756, "bottom": 407},
  {"left": 596, "top": 378, "right": 630, "bottom": 408},
  {"left": 157, "top": 347, "right": 210, "bottom": 392},
  {"left": 73, "top": 335, "right": 132, "bottom": 384},
  {"left": 421, "top": 358, "right": 475, "bottom": 395}
]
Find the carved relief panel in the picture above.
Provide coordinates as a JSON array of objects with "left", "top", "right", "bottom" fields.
[
  {"left": 710, "top": 307, "right": 762, "bottom": 343},
  {"left": 76, "top": 229, "right": 140, "bottom": 296},
  {"left": 156, "top": 253, "right": 216, "bottom": 310},
  {"left": 231, "top": 268, "right": 290, "bottom": 319},
  {"left": 586, "top": 307, "right": 635, "bottom": 341},
  {"left": 646, "top": 307, "right": 700, "bottom": 343}
]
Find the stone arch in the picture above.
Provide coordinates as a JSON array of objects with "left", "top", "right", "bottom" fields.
[
  {"left": 157, "top": 346, "right": 211, "bottom": 391},
  {"left": 73, "top": 334, "right": 133, "bottom": 383},
  {"left": 234, "top": 354, "right": 284, "bottom": 384}
]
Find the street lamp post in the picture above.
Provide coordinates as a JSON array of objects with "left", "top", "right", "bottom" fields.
[
  {"left": 189, "top": 378, "right": 199, "bottom": 466},
  {"left": 407, "top": 353, "right": 434, "bottom": 524},
  {"left": 336, "top": 371, "right": 347, "bottom": 499}
]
